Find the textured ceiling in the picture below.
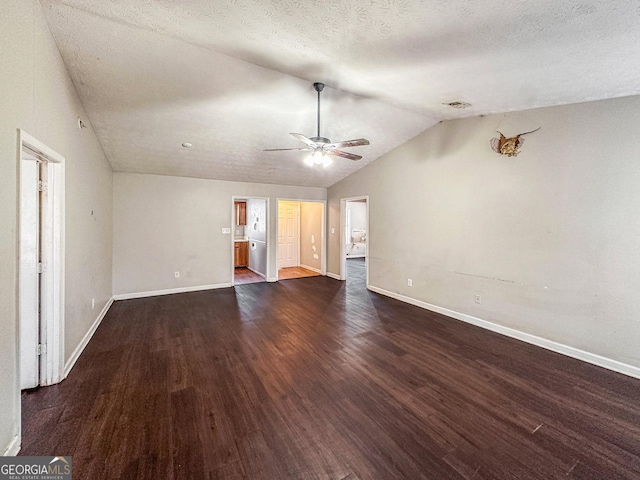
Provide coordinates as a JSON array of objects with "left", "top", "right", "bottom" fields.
[{"left": 41, "top": 0, "right": 640, "bottom": 187}]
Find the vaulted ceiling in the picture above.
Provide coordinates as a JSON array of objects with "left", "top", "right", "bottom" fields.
[{"left": 41, "top": 0, "right": 640, "bottom": 187}]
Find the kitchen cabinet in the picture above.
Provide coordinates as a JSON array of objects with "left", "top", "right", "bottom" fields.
[
  {"left": 234, "top": 241, "right": 248, "bottom": 267},
  {"left": 235, "top": 201, "right": 246, "bottom": 225}
]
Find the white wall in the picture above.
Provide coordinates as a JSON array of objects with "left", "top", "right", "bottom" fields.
[
  {"left": 346, "top": 201, "right": 367, "bottom": 242},
  {"left": 345, "top": 200, "right": 367, "bottom": 257},
  {"left": 300, "top": 202, "right": 324, "bottom": 271},
  {"left": 113, "top": 173, "right": 325, "bottom": 295},
  {"left": 328, "top": 95, "right": 640, "bottom": 372},
  {"left": 0, "top": 0, "right": 113, "bottom": 454},
  {"left": 247, "top": 198, "right": 267, "bottom": 243}
]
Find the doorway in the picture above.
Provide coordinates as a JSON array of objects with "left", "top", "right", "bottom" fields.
[
  {"left": 232, "top": 197, "right": 268, "bottom": 285},
  {"left": 340, "top": 196, "right": 369, "bottom": 285},
  {"left": 18, "top": 130, "right": 64, "bottom": 389},
  {"left": 277, "top": 199, "right": 325, "bottom": 280}
]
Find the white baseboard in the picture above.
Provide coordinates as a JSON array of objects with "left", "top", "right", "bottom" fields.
[
  {"left": 368, "top": 285, "right": 640, "bottom": 380},
  {"left": 326, "top": 272, "right": 341, "bottom": 280},
  {"left": 64, "top": 297, "right": 114, "bottom": 379},
  {"left": 3, "top": 434, "right": 20, "bottom": 456},
  {"left": 113, "top": 283, "right": 231, "bottom": 301},
  {"left": 267, "top": 277, "right": 277, "bottom": 282},
  {"left": 300, "top": 264, "right": 322, "bottom": 274},
  {"left": 247, "top": 267, "right": 266, "bottom": 278}
]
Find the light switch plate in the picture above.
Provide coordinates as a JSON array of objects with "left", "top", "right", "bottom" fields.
[{"left": 222, "top": 228, "right": 231, "bottom": 234}]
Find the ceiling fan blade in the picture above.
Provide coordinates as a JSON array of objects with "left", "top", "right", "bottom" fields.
[
  {"left": 263, "top": 147, "right": 312, "bottom": 152},
  {"left": 290, "top": 133, "right": 319, "bottom": 147},
  {"left": 326, "top": 149, "right": 362, "bottom": 161},
  {"left": 326, "top": 138, "right": 370, "bottom": 149}
]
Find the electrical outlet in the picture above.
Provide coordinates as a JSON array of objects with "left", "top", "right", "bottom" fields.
[
  {"left": 475, "top": 294, "right": 481, "bottom": 304},
  {"left": 186, "top": 271, "right": 191, "bottom": 277},
  {"left": 331, "top": 228, "right": 335, "bottom": 234},
  {"left": 175, "top": 271, "right": 180, "bottom": 278},
  {"left": 407, "top": 279, "right": 413, "bottom": 287},
  {"left": 91, "top": 298, "right": 95, "bottom": 310}
]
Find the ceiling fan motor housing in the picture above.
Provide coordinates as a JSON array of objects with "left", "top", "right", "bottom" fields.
[{"left": 263, "top": 81, "right": 368, "bottom": 161}]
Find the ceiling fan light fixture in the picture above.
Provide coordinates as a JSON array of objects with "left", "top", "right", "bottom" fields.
[
  {"left": 265, "top": 82, "right": 369, "bottom": 164},
  {"left": 304, "top": 150, "right": 328, "bottom": 167}
]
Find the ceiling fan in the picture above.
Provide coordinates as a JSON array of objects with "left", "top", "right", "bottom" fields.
[{"left": 264, "top": 82, "right": 370, "bottom": 167}]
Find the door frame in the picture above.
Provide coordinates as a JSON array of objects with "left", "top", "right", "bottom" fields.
[
  {"left": 276, "top": 198, "right": 327, "bottom": 281},
  {"left": 340, "top": 196, "right": 369, "bottom": 285},
  {"left": 17, "top": 129, "right": 65, "bottom": 389},
  {"left": 230, "top": 196, "right": 270, "bottom": 286}
]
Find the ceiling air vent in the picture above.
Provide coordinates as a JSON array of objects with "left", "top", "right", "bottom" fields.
[{"left": 444, "top": 101, "right": 472, "bottom": 109}]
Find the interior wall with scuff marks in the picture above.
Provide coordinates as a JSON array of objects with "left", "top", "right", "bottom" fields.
[
  {"left": 113, "top": 173, "right": 326, "bottom": 294},
  {"left": 0, "top": 0, "right": 113, "bottom": 454},
  {"left": 327, "top": 95, "right": 640, "bottom": 369},
  {"left": 299, "top": 202, "right": 323, "bottom": 272}
]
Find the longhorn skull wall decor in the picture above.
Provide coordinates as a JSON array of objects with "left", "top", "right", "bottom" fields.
[{"left": 490, "top": 127, "right": 540, "bottom": 157}]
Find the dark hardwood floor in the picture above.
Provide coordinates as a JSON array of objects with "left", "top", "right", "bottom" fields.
[
  {"left": 234, "top": 267, "right": 265, "bottom": 285},
  {"left": 21, "top": 259, "right": 640, "bottom": 479}
]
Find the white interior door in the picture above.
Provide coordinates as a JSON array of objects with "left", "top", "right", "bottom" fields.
[
  {"left": 20, "top": 153, "right": 41, "bottom": 389},
  {"left": 18, "top": 131, "right": 65, "bottom": 388},
  {"left": 278, "top": 202, "right": 299, "bottom": 268}
]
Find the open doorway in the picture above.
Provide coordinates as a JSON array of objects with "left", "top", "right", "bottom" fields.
[
  {"left": 340, "top": 196, "right": 368, "bottom": 285},
  {"left": 277, "top": 199, "right": 326, "bottom": 280},
  {"left": 232, "top": 197, "right": 268, "bottom": 285},
  {"left": 18, "top": 130, "right": 65, "bottom": 390}
]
